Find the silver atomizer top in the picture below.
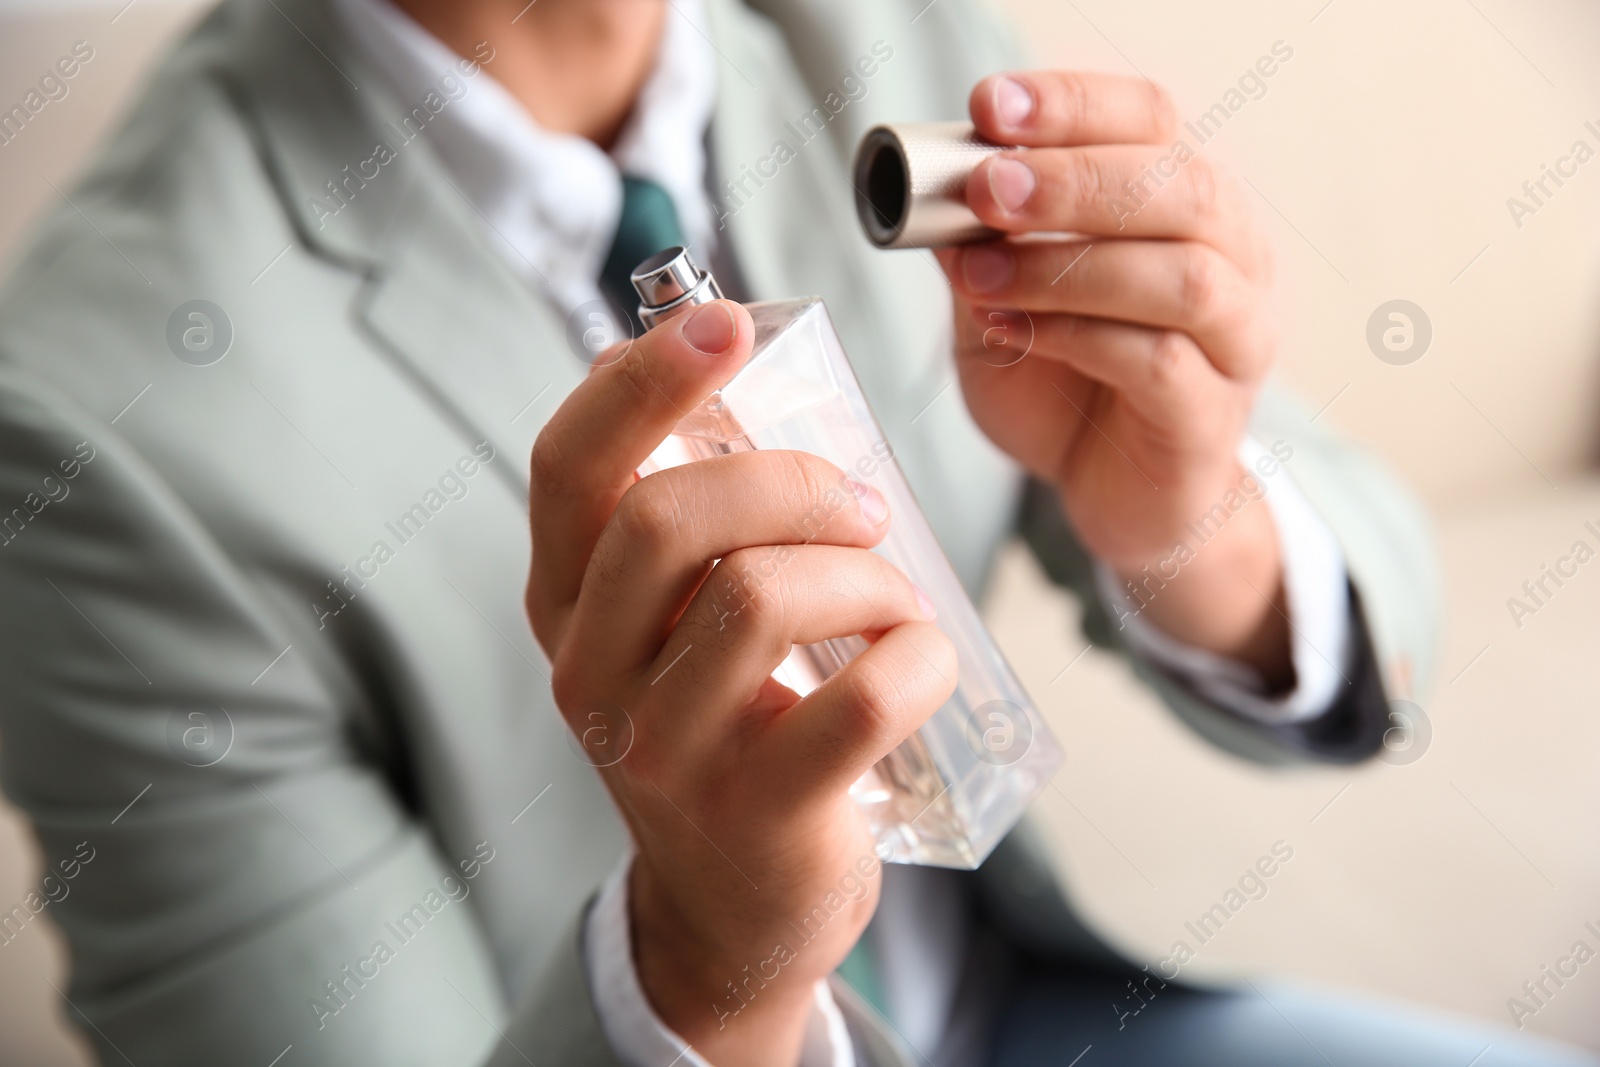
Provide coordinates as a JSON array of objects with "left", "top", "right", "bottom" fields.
[
  {"left": 853, "top": 122, "right": 1009, "bottom": 249},
  {"left": 630, "top": 246, "right": 724, "bottom": 330}
]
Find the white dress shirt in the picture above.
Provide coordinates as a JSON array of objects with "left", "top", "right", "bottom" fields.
[
  {"left": 333, "top": 0, "right": 718, "bottom": 319},
  {"left": 331, "top": 1, "right": 1354, "bottom": 1063}
]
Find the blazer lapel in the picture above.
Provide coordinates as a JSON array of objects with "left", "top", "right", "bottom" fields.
[
  {"left": 700, "top": 0, "right": 898, "bottom": 348},
  {"left": 698, "top": 0, "right": 948, "bottom": 446},
  {"left": 221, "top": 0, "right": 584, "bottom": 498},
  {"left": 698, "top": 0, "right": 1021, "bottom": 591},
  {"left": 351, "top": 176, "right": 586, "bottom": 497}
]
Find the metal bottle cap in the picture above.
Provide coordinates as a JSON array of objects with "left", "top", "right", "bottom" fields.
[
  {"left": 853, "top": 122, "right": 1009, "bottom": 249},
  {"left": 630, "top": 246, "right": 723, "bottom": 330}
]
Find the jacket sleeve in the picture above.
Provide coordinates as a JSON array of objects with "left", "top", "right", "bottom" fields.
[
  {"left": 0, "top": 363, "right": 618, "bottom": 1065},
  {"left": 1019, "top": 381, "right": 1440, "bottom": 766}
]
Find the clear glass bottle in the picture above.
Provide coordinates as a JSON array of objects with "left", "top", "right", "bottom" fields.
[{"left": 631, "top": 248, "right": 1061, "bottom": 869}]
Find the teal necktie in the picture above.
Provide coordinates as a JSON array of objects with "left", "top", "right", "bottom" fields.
[
  {"left": 599, "top": 175, "right": 687, "bottom": 334},
  {"left": 837, "top": 936, "right": 890, "bottom": 1020}
]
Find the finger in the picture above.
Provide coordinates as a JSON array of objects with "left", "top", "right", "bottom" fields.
[
  {"left": 751, "top": 621, "right": 957, "bottom": 801},
  {"left": 637, "top": 545, "right": 935, "bottom": 752},
  {"left": 559, "top": 450, "right": 893, "bottom": 688},
  {"left": 948, "top": 239, "right": 1273, "bottom": 381},
  {"left": 527, "top": 300, "right": 753, "bottom": 646},
  {"left": 958, "top": 307, "right": 1223, "bottom": 425},
  {"left": 945, "top": 326, "right": 1098, "bottom": 484},
  {"left": 970, "top": 70, "right": 1178, "bottom": 148},
  {"left": 966, "top": 146, "right": 1266, "bottom": 275}
]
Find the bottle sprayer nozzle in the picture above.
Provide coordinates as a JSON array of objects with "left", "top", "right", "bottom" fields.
[{"left": 631, "top": 246, "right": 723, "bottom": 330}]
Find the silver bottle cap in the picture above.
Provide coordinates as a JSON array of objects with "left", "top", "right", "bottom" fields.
[
  {"left": 853, "top": 122, "right": 1008, "bottom": 249},
  {"left": 630, "top": 246, "right": 723, "bottom": 330}
]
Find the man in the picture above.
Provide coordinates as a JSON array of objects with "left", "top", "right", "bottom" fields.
[{"left": 0, "top": 0, "right": 1588, "bottom": 1063}]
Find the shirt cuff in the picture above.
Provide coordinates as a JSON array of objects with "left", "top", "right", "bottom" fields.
[
  {"left": 1092, "top": 436, "right": 1351, "bottom": 725},
  {"left": 584, "top": 849, "right": 856, "bottom": 1067}
]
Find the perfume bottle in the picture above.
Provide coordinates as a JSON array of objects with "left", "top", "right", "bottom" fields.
[{"left": 630, "top": 247, "right": 1061, "bottom": 869}]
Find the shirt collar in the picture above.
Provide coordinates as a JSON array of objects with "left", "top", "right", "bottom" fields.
[{"left": 330, "top": 0, "right": 717, "bottom": 317}]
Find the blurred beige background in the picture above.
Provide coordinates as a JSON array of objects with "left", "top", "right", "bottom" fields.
[{"left": 2, "top": 0, "right": 1598, "bottom": 1062}]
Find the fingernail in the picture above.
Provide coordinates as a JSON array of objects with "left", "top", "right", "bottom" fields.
[
  {"left": 848, "top": 480, "right": 889, "bottom": 526},
  {"left": 914, "top": 586, "right": 938, "bottom": 621},
  {"left": 682, "top": 303, "right": 736, "bottom": 354},
  {"left": 987, "top": 157, "right": 1036, "bottom": 213},
  {"left": 994, "top": 77, "right": 1035, "bottom": 130},
  {"left": 962, "top": 246, "right": 1014, "bottom": 294}
]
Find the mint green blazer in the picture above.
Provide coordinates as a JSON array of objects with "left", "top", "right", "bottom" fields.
[{"left": 0, "top": 0, "right": 1437, "bottom": 1063}]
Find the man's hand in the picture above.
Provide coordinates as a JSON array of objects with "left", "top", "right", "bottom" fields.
[
  {"left": 940, "top": 70, "right": 1292, "bottom": 684},
  {"left": 526, "top": 301, "right": 955, "bottom": 1066}
]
